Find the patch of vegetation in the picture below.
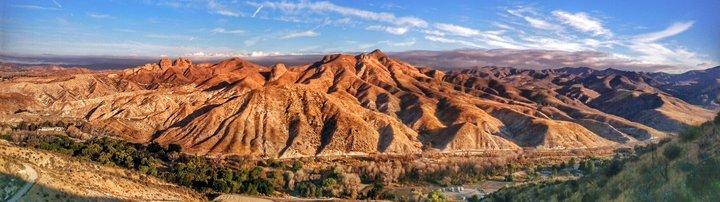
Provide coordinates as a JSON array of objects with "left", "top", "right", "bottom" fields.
[
  {"left": 9, "top": 134, "right": 375, "bottom": 199},
  {"left": 426, "top": 189, "right": 446, "bottom": 202},
  {"left": 484, "top": 113, "right": 720, "bottom": 201}
]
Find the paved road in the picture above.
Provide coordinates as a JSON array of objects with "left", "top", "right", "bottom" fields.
[{"left": 8, "top": 163, "right": 38, "bottom": 202}]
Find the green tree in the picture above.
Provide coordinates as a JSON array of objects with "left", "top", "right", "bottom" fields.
[{"left": 427, "top": 190, "right": 446, "bottom": 202}]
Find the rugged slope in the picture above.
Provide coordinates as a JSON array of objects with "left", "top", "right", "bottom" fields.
[
  {"left": 647, "top": 66, "right": 720, "bottom": 109},
  {"left": 0, "top": 140, "right": 202, "bottom": 201},
  {"left": 484, "top": 115, "right": 720, "bottom": 202},
  {"left": 444, "top": 67, "right": 713, "bottom": 133},
  {"left": 1, "top": 50, "right": 712, "bottom": 158}
]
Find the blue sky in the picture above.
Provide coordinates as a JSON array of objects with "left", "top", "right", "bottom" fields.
[{"left": 2, "top": 0, "right": 719, "bottom": 71}]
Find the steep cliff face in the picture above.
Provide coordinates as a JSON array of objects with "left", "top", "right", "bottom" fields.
[{"left": 1, "top": 50, "right": 711, "bottom": 158}]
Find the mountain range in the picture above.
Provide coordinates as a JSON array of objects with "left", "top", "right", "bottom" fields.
[{"left": 0, "top": 50, "right": 716, "bottom": 158}]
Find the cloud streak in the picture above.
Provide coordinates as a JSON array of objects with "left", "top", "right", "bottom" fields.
[
  {"left": 366, "top": 25, "right": 408, "bottom": 35},
  {"left": 208, "top": 0, "right": 242, "bottom": 17},
  {"left": 634, "top": 21, "right": 694, "bottom": 42},
  {"left": 280, "top": 30, "right": 319, "bottom": 39},
  {"left": 87, "top": 12, "right": 114, "bottom": 19},
  {"left": 252, "top": 1, "right": 427, "bottom": 27},
  {"left": 433, "top": 23, "right": 480, "bottom": 37},
  {"left": 210, "top": 28, "right": 245, "bottom": 34},
  {"left": 51, "top": 0, "right": 62, "bottom": 8},
  {"left": 145, "top": 34, "right": 197, "bottom": 41},
  {"left": 12, "top": 4, "right": 61, "bottom": 10},
  {"left": 552, "top": 11, "right": 611, "bottom": 36},
  {"left": 252, "top": 5, "right": 264, "bottom": 17}
]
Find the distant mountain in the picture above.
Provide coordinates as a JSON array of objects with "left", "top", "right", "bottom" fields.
[
  {"left": 0, "top": 50, "right": 714, "bottom": 158},
  {"left": 645, "top": 66, "right": 720, "bottom": 109}
]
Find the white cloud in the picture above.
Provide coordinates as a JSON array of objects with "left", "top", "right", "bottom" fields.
[
  {"left": 523, "top": 16, "right": 562, "bottom": 31},
  {"left": 507, "top": 8, "right": 562, "bottom": 31},
  {"left": 146, "top": 34, "right": 197, "bottom": 41},
  {"left": 51, "top": 0, "right": 62, "bottom": 8},
  {"left": 280, "top": 30, "right": 319, "bottom": 39},
  {"left": 244, "top": 37, "right": 262, "bottom": 47},
  {"left": 253, "top": 1, "right": 427, "bottom": 27},
  {"left": 366, "top": 25, "right": 409, "bottom": 35},
  {"left": 422, "top": 29, "right": 446, "bottom": 36},
  {"left": 633, "top": 21, "right": 694, "bottom": 42},
  {"left": 552, "top": 10, "right": 611, "bottom": 36},
  {"left": 87, "top": 12, "right": 114, "bottom": 19},
  {"left": 252, "top": 5, "right": 264, "bottom": 17},
  {"left": 433, "top": 23, "right": 480, "bottom": 37},
  {"left": 359, "top": 39, "right": 416, "bottom": 50},
  {"left": 425, "top": 35, "right": 483, "bottom": 48},
  {"left": 210, "top": 28, "right": 245, "bottom": 34},
  {"left": 208, "top": 0, "right": 242, "bottom": 17},
  {"left": 390, "top": 39, "right": 416, "bottom": 47},
  {"left": 521, "top": 36, "right": 587, "bottom": 51},
  {"left": 12, "top": 4, "right": 60, "bottom": 10},
  {"left": 624, "top": 22, "right": 714, "bottom": 69},
  {"left": 480, "top": 32, "right": 525, "bottom": 49}
]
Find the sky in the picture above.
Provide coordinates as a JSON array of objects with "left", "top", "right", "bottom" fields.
[{"left": 1, "top": 0, "right": 719, "bottom": 72}]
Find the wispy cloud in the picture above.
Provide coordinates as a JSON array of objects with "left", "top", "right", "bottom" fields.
[
  {"left": 359, "top": 39, "right": 416, "bottom": 50},
  {"left": 252, "top": 1, "right": 427, "bottom": 27},
  {"left": 87, "top": 12, "right": 114, "bottom": 19},
  {"left": 552, "top": 11, "right": 611, "bottom": 36},
  {"left": 210, "top": 28, "right": 245, "bottom": 34},
  {"left": 252, "top": 5, "right": 264, "bottom": 17},
  {"left": 12, "top": 4, "right": 61, "bottom": 10},
  {"left": 366, "top": 25, "right": 408, "bottom": 35},
  {"left": 507, "top": 7, "right": 562, "bottom": 31},
  {"left": 208, "top": 0, "right": 242, "bottom": 17},
  {"left": 523, "top": 16, "right": 562, "bottom": 31},
  {"left": 433, "top": 23, "right": 480, "bottom": 37},
  {"left": 633, "top": 21, "right": 694, "bottom": 42},
  {"left": 244, "top": 36, "right": 263, "bottom": 47},
  {"left": 280, "top": 30, "right": 319, "bottom": 39},
  {"left": 425, "top": 35, "right": 483, "bottom": 48},
  {"left": 51, "top": 0, "right": 62, "bottom": 8},
  {"left": 627, "top": 22, "right": 710, "bottom": 68},
  {"left": 146, "top": 34, "right": 197, "bottom": 41}
]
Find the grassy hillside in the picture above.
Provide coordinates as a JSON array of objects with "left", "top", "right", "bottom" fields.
[{"left": 484, "top": 114, "right": 720, "bottom": 201}]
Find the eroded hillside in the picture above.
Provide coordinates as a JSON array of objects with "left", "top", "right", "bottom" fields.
[{"left": 0, "top": 50, "right": 713, "bottom": 158}]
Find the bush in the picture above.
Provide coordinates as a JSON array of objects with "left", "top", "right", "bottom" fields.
[
  {"left": 366, "top": 183, "right": 384, "bottom": 199},
  {"left": 505, "top": 175, "right": 514, "bottom": 182},
  {"left": 663, "top": 144, "right": 684, "bottom": 160},
  {"left": 427, "top": 190, "right": 446, "bottom": 202},
  {"left": 292, "top": 160, "right": 304, "bottom": 172},
  {"left": 606, "top": 158, "right": 623, "bottom": 177},
  {"left": 680, "top": 127, "right": 702, "bottom": 142}
]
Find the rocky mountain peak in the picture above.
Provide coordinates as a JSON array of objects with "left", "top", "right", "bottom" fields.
[
  {"left": 159, "top": 57, "right": 172, "bottom": 69},
  {"left": 173, "top": 57, "right": 192, "bottom": 68},
  {"left": 270, "top": 63, "right": 287, "bottom": 81},
  {"left": 368, "top": 49, "right": 388, "bottom": 58}
]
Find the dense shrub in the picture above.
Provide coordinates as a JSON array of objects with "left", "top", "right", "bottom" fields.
[
  {"left": 427, "top": 189, "right": 446, "bottom": 202},
  {"left": 663, "top": 144, "right": 684, "bottom": 160},
  {"left": 680, "top": 127, "right": 703, "bottom": 142}
]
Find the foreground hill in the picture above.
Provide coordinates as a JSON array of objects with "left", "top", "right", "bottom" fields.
[
  {"left": 484, "top": 114, "right": 720, "bottom": 201},
  {"left": 0, "top": 140, "right": 202, "bottom": 201},
  {"left": 0, "top": 50, "right": 713, "bottom": 158}
]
